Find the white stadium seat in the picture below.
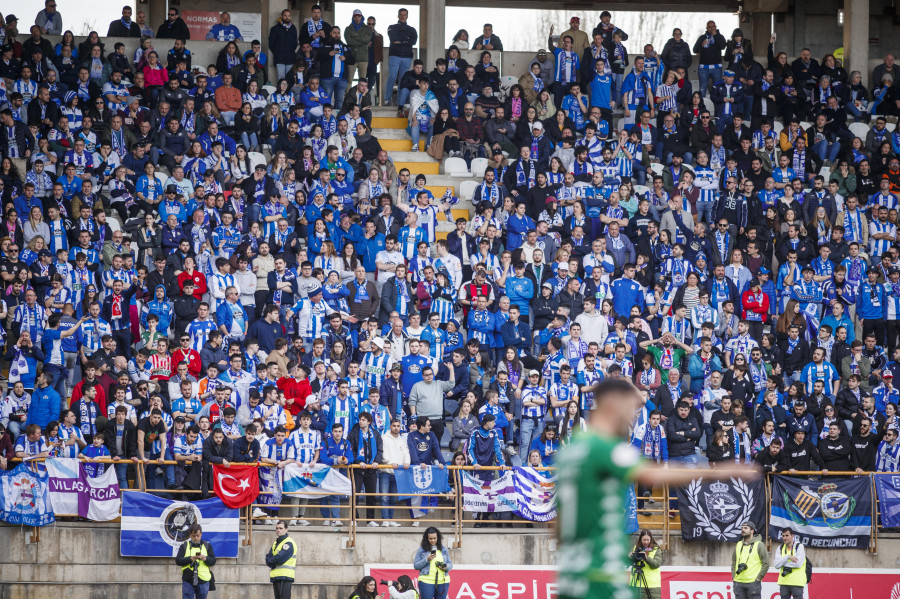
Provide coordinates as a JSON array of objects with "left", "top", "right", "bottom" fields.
[
  {"left": 248, "top": 152, "right": 267, "bottom": 170},
  {"left": 848, "top": 122, "right": 871, "bottom": 139},
  {"left": 444, "top": 157, "right": 470, "bottom": 176},
  {"left": 469, "top": 158, "right": 489, "bottom": 177},
  {"left": 459, "top": 180, "right": 479, "bottom": 202}
]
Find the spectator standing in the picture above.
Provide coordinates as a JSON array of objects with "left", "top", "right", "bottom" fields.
[
  {"left": 693, "top": 21, "right": 726, "bottom": 97},
  {"left": 270, "top": 10, "right": 299, "bottom": 82},
  {"left": 384, "top": 8, "right": 417, "bottom": 106},
  {"left": 157, "top": 8, "right": 190, "bottom": 40},
  {"left": 344, "top": 10, "right": 371, "bottom": 87},
  {"left": 107, "top": 7, "right": 141, "bottom": 39},
  {"left": 34, "top": 0, "right": 62, "bottom": 36},
  {"left": 413, "top": 527, "right": 453, "bottom": 599}
]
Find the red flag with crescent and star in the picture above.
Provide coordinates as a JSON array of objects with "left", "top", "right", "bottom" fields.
[{"left": 212, "top": 464, "right": 259, "bottom": 508}]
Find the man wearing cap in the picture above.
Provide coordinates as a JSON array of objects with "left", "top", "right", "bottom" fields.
[
  {"left": 710, "top": 70, "right": 744, "bottom": 129},
  {"left": 559, "top": 17, "right": 589, "bottom": 57},
  {"left": 731, "top": 520, "right": 768, "bottom": 598}
]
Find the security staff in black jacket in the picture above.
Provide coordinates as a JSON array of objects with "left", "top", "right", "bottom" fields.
[{"left": 175, "top": 524, "right": 216, "bottom": 599}]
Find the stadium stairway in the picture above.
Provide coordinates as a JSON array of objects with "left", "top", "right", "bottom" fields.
[{"left": 369, "top": 106, "right": 475, "bottom": 240}]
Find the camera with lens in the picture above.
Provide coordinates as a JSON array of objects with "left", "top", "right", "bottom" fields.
[
  {"left": 781, "top": 567, "right": 794, "bottom": 576},
  {"left": 735, "top": 563, "right": 748, "bottom": 575},
  {"left": 435, "top": 561, "right": 447, "bottom": 569},
  {"left": 380, "top": 580, "right": 393, "bottom": 586}
]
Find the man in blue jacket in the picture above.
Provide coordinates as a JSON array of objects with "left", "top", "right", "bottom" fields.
[
  {"left": 505, "top": 262, "right": 535, "bottom": 317},
  {"left": 857, "top": 268, "right": 887, "bottom": 344},
  {"left": 26, "top": 372, "right": 61, "bottom": 430}
]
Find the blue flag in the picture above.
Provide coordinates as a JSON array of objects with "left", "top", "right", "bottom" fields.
[
  {"left": 770, "top": 475, "right": 871, "bottom": 549},
  {"left": 120, "top": 492, "right": 239, "bottom": 557},
  {"left": 395, "top": 466, "right": 450, "bottom": 498},
  {"left": 875, "top": 473, "right": 900, "bottom": 528},
  {"left": 624, "top": 485, "right": 639, "bottom": 534},
  {"left": 0, "top": 463, "right": 55, "bottom": 526}
]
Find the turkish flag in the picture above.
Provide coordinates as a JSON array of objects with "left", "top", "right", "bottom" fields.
[{"left": 212, "top": 464, "right": 259, "bottom": 508}]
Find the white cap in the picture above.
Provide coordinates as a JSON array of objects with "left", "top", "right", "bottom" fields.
[
  {"left": 305, "top": 394, "right": 318, "bottom": 405},
  {"left": 532, "top": 121, "right": 544, "bottom": 130},
  {"left": 372, "top": 337, "right": 385, "bottom": 349}
]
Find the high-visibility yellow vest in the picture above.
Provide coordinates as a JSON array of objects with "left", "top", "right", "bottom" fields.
[
  {"left": 629, "top": 547, "right": 661, "bottom": 589},
  {"left": 776, "top": 543, "right": 807, "bottom": 587},
  {"left": 733, "top": 540, "right": 764, "bottom": 584},
  {"left": 270, "top": 536, "right": 297, "bottom": 580},
  {"left": 181, "top": 542, "right": 212, "bottom": 582},
  {"left": 419, "top": 551, "right": 450, "bottom": 585}
]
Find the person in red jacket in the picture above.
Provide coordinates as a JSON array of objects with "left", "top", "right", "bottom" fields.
[
  {"left": 69, "top": 361, "right": 108, "bottom": 414},
  {"left": 172, "top": 333, "right": 203, "bottom": 378},
  {"left": 741, "top": 278, "right": 769, "bottom": 341},
  {"left": 176, "top": 256, "right": 208, "bottom": 300},
  {"left": 278, "top": 362, "right": 313, "bottom": 416}
]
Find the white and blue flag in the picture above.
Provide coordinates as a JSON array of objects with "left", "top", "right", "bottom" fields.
[
  {"left": 120, "top": 492, "right": 239, "bottom": 557},
  {"left": 0, "top": 463, "right": 55, "bottom": 526},
  {"left": 282, "top": 463, "right": 352, "bottom": 499},
  {"left": 513, "top": 467, "right": 557, "bottom": 522}
]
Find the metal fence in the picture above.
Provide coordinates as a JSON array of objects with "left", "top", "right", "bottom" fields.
[{"left": 10, "top": 459, "right": 898, "bottom": 552}]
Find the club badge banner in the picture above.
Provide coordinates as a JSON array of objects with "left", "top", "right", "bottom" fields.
[
  {"left": 770, "top": 476, "right": 872, "bottom": 549},
  {"left": 676, "top": 477, "right": 765, "bottom": 542}
]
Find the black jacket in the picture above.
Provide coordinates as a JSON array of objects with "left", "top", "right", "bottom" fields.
[
  {"left": 157, "top": 18, "right": 191, "bottom": 40},
  {"left": 269, "top": 22, "right": 299, "bottom": 65},
  {"left": 851, "top": 434, "right": 879, "bottom": 471},
  {"left": 661, "top": 38, "right": 692, "bottom": 70},
  {"left": 347, "top": 424, "right": 383, "bottom": 464},
  {"left": 665, "top": 412, "right": 702, "bottom": 457},
  {"left": 777, "top": 336, "right": 810, "bottom": 374},
  {"left": 175, "top": 540, "right": 216, "bottom": 584},
  {"left": 103, "top": 419, "right": 137, "bottom": 458},
  {"left": 0, "top": 120, "right": 35, "bottom": 158},
  {"left": 782, "top": 437, "right": 826, "bottom": 471},
  {"left": 386, "top": 22, "right": 417, "bottom": 59},
  {"left": 818, "top": 436, "right": 856, "bottom": 471},
  {"left": 233, "top": 437, "right": 260, "bottom": 463},
  {"left": 107, "top": 19, "right": 141, "bottom": 37},
  {"left": 754, "top": 445, "right": 785, "bottom": 472}
]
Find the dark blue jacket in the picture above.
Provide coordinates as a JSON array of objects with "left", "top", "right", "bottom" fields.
[
  {"left": 268, "top": 22, "right": 299, "bottom": 65},
  {"left": 407, "top": 430, "right": 444, "bottom": 465}
]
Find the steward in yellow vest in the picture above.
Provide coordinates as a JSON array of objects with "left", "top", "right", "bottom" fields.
[
  {"left": 175, "top": 524, "right": 217, "bottom": 598},
  {"left": 774, "top": 528, "right": 808, "bottom": 598},
  {"left": 267, "top": 520, "right": 298, "bottom": 599},
  {"left": 731, "top": 521, "right": 769, "bottom": 598}
]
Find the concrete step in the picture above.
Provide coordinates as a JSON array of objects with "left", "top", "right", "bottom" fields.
[
  {"left": 393, "top": 160, "right": 440, "bottom": 175},
  {"left": 380, "top": 138, "right": 423, "bottom": 151},
  {"left": 374, "top": 128, "right": 412, "bottom": 140},
  {"left": 371, "top": 116, "right": 408, "bottom": 129},
  {"left": 388, "top": 151, "right": 438, "bottom": 163}
]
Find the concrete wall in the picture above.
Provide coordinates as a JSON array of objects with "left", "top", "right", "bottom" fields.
[{"left": 1, "top": 523, "right": 898, "bottom": 598}]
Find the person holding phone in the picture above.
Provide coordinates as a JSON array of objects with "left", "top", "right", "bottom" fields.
[{"left": 413, "top": 527, "right": 453, "bottom": 599}]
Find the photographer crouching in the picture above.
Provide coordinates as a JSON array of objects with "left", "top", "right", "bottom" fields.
[
  {"left": 628, "top": 529, "right": 662, "bottom": 599},
  {"left": 413, "top": 527, "right": 453, "bottom": 599}
]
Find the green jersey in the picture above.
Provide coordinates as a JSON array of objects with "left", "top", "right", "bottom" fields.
[
  {"left": 557, "top": 431, "right": 642, "bottom": 599},
  {"left": 646, "top": 345, "right": 686, "bottom": 379}
]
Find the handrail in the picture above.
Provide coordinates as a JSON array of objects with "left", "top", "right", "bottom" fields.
[{"left": 12, "top": 457, "right": 900, "bottom": 553}]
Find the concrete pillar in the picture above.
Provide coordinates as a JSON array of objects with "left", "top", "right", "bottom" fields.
[
  {"left": 843, "top": 0, "right": 870, "bottom": 86},
  {"left": 145, "top": 0, "right": 166, "bottom": 35},
  {"left": 748, "top": 12, "right": 771, "bottom": 65},
  {"left": 423, "top": 0, "right": 446, "bottom": 70}
]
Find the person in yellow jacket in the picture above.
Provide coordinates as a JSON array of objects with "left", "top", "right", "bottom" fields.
[
  {"left": 773, "top": 528, "right": 807, "bottom": 599},
  {"left": 731, "top": 521, "right": 770, "bottom": 599},
  {"left": 266, "top": 520, "right": 297, "bottom": 599},
  {"left": 175, "top": 524, "right": 217, "bottom": 599},
  {"left": 628, "top": 529, "right": 663, "bottom": 599}
]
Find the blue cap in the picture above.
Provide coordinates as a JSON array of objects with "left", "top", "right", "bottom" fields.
[
  {"left": 695, "top": 252, "right": 707, "bottom": 262},
  {"left": 724, "top": 70, "right": 735, "bottom": 77},
  {"left": 758, "top": 266, "right": 770, "bottom": 274}
]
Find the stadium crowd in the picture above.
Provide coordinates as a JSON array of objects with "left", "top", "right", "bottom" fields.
[{"left": 0, "top": 0, "right": 899, "bottom": 528}]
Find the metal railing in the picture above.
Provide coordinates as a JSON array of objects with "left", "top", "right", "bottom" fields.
[{"left": 11, "top": 458, "right": 899, "bottom": 552}]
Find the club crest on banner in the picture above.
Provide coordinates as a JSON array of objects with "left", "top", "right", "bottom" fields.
[
  {"left": 705, "top": 481, "right": 741, "bottom": 524},
  {"left": 685, "top": 478, "right": 755, "bottom": 540},
  {"left": 786, "top": 483, "right": 855, "bottom": 529},
  {"left": 11, "top": 473, "right": 39, "bottom": 513},
  {"left": 413, "top": 466, "right": 433, "bottom": 490},
  {"left": 160, "top": 502, "right": 202, "bottom": 547}
]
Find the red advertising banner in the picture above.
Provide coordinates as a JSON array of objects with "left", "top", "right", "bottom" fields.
[{"left": 365, "top": 565, "right": 900, "bottom": 599}]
